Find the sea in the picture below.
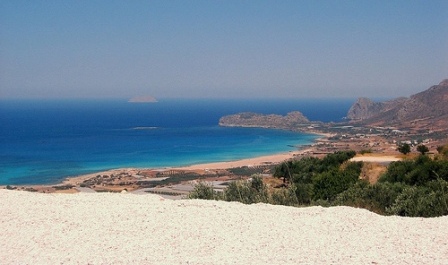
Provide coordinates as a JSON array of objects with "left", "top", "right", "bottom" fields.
[{"left": 0, "top": 98, "right": 354, "bottom": 185}]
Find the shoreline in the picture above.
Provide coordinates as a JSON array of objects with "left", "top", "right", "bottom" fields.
[
  {"left": 60, "top": 147, "right": 315, "bottom": 187},
  {"left": 2, "top": 129, "right": 329, "bottom": 188},
  {"left": 1, "top": 141, "right": 324, "bottom": 194},
  {"left": 58, "top": 128, "right": 334, "bottom": 188},
  {"left": 2, "top": 128, "right": 410, "bottom": 193},
  {"left": 0, "top": 146, "right": 316, "bottom": 194}
]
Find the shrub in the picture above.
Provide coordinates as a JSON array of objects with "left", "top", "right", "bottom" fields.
[
  {"left": 343, "top": 161, "right": 363, "bottom": 175},
  {"left": 386, "top": 179, "right": 448, "bottom": 217},
  {"left": 313, "top": 171, "right": 348, "bottom": 201},
  {"left": 319, "top": 150, "right": 356, "bottom": 171},
  {"left": 380, "top": 156, "right": 448, "bottom": 185},
  {"left": 312, "top": 162, "right": 361, "bottom": 202},
  {"left": 294, "top": 183, "right": 313, "bottom": 204},
  {"left": 359, "top": 149, "right": 373, "bottom": 155},
  {"left": 397, "top": 143, "right": 411, "bottom": 155},
  {"left": 379, "top": 160, "right": 415, "bottom": 183},
  {"left": 436, "top": 144, "right": 448, "bottom": 157},
  {"left": 311, "top": 199, "right": 331, "bottom": 207},
  {"left": 224, "top": 175, "right": 269, "bottom": 204},
  {"left": 270, "top": 185, "right": 299, "bottom": 206},
  {"left": 334, "top": 181, "right": 407, "bottom": 215},
  {"left": 417, "top": 144, "right": 429, "bottom": 155},
  {"left": 188, "top": 182, "right": 221, "bottom": 200},
  {"left": 274, "top": 151, "right": 357, "bottom": 186}
]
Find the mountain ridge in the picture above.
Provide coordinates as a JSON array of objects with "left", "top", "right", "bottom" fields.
[{"left": 347, "top": 79, "right": 448, "bottom": 131}]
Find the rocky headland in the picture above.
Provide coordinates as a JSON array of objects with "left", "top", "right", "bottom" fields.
[{"left": 219, "top": 111, "right": 315, "bottom": 131}]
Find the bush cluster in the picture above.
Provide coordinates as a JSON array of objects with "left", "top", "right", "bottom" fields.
[
  {"left": 273, "top": 151, "right": 360, "bottom": 202},
  {"left": 187, "top": 181, "right": 222, "bottom": 200},
  {"left": 188, "top": 176, "right": 287, "bottom": 205},
  {"left": 188, "top": 149, "right": 448, "bottom": 217},
  {"left": 189, "top": 151, "right": 361, "bottom": 207}
]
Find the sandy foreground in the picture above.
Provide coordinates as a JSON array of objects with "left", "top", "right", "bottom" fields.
[{"left": 1, "top": 190, "right": 447, "bottom": 264}]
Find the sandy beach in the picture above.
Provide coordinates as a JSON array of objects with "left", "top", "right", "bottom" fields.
[
  {"left": 1, "top": 189, "right": 447, "bottom": 264},
  {"left": 174, "top": 149, "right": 402, "bottom": 171},
  {"left": 58, "top": 148, "right": 311, "bottom": 187},
  {"left": 171, "top": 149, "right": 311, "bottom": 170}
]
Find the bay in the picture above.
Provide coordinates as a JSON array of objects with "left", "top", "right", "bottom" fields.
[{"left": 0, "top": 98, "right": 353, "bottom": 185}]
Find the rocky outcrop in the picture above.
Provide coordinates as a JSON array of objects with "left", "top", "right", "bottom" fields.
[
  {"left": 219, "top": 111, "right": 310, "bottom": 130},
  {"left": 347, "top": 98, "right": 382, "bottom": 120},
  {"left": 347, "top": 97, "right": 407, "bottom": 121},
  {"left": 347, "top": 79, "right": 448, "bottom": 129}
]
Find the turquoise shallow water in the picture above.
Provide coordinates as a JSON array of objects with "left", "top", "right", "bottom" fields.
[{"left": 0, "top": 98, "right": 352, "bottom": 185}]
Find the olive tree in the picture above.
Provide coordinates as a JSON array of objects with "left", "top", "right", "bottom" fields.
[{"left": 397, "top": 143, "right": 411, "bottom": 155}]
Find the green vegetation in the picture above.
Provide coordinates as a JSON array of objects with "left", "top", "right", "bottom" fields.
[
  {"left": 188, "top": 149, "right": 448, "bottom": 217},
  {"left": 227, "top": 165, "right": 273, "bottom": 176},
  {"left": 397, "top": 143, "right": 411, "bottom": 155},
  {"left": 224, "top": 176, "right": 269, "bottom": 204},
  {"left": 379, "top": 155, "right": 448, "bottom": 185},
  {"left": 359, "top": 149, "right": 373, "bottom": 155},
  {"left": 187, "top": 182, "right": 222, "bottom": 200},
  {"left": 188, "top": 176, "right": 270, "bottom": 204},
  {"left": 334, "top": 181, "right": 406, "bottom": 214},
  {"left": 417, "top": 144, "right": 429, "bottom": 155},
  {"left": 52, "top": 184, "right": 75, "bottom": 190},
  {"left": 189, "top": 151, "right": 361, "bottom": 206}
]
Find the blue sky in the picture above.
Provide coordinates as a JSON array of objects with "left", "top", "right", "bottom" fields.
[{"left": 1, "top": 0, "right": 447, "bottom": 99}]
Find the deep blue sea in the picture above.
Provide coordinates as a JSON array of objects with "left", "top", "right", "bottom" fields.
[{"left": 0, "top": 98, "right": 353, "bottom": 185}]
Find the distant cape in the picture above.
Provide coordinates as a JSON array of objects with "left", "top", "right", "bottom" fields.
[{"left": 128, "top": 96, "right": 158, "bottom": 103}]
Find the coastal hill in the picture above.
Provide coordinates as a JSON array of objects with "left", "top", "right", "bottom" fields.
[
  {"left": 347, "top": 79, "right": 448, "bottom": 131},
  {"left": 219, "top": 111, "right": 311, "bottom": 130}
]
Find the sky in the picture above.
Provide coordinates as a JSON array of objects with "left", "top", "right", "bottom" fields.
[{"left": 1, "top": 0, "right": 447, "bottom": 99}]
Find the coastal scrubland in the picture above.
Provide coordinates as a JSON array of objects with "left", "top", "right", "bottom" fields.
[{"left": 189, "top": 145, "right": 448, "bottom": 217}]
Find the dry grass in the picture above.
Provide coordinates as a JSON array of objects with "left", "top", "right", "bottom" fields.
[
  {"left": 360, "top": 162, "right": 387, "bottom": 184},
  {"left": 263, "top": 176, "right": 284, "bottom": 189}
]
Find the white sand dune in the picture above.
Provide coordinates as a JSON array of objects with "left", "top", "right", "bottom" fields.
[{"left": 1, "top": 190, "right": 447, "bottom": 264}]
